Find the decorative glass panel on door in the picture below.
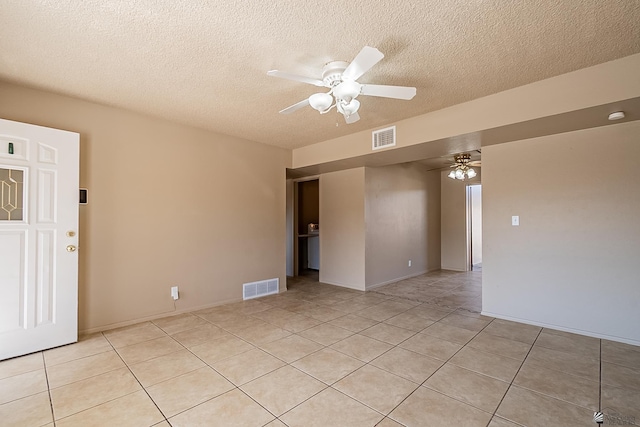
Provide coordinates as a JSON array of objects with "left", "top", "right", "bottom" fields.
[{"left": 0, "top": 168, "right": 24, "bottom": 221}]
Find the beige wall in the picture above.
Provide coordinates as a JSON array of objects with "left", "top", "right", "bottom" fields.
[
  {"left": 0, "top": 81, "right": 289, "bottom": 332},
  {"left": 319, "top": 168, "right": 366, "bottom": 290},
  {"left": 482, "top": 121, "right": 640, "bottom": 345},
  {"left": 440, "top": 170, "right": 481, "bottom": 271},
  {"left": 365, "top": 164, "right": 441, "bottom": 288}
]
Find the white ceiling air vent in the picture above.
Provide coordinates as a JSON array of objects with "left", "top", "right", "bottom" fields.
[
  {"left": 372, "top": 126, "right": 396, "bottom": 150},
  {"left": 243, "top": 278, "right": 279, "bottom": 300}
]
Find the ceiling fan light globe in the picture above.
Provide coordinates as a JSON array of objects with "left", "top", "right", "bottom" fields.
[
  {"left": 309, "top": 93, "right": 333, "bottom": 112},
  {"left": 467, "top": 168, "right": 476, "bottom": 178},
  {"left": 342, "top": 99, "right": 360, "bottom": 116},
  {"left": 448, "top": 171, "right": 456, "bottom": 179},
  {"left": 333, "top": 80, "right": 361, "bottom": 102},
  {"left": 455, "top": 169, "right": 464, "bottom": 179}
]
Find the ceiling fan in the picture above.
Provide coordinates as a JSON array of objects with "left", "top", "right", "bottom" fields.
[
  {"left": 447, "top": 153, "right": 481, "bottom": 180},
  {"left": 267, "top": 46, "right": 417, "bottom": 124}
]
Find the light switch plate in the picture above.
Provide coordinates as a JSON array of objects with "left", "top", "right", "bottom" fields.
[{"left": 512, "top": 216, "right": 520, "bottom": 226}]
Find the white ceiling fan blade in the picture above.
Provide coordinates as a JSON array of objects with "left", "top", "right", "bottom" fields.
[
  {"left": 343, "top": 46, "right": 384, "bottom": 80},
  {"left": 279, "top": 99, "right": 310, "bottom": 114},
  {"left": 267, "top": 70, "right": 325, "bottom": 87},
  {"left": 360, "top": 84, "right": 417, "bottom": 100},
  {"left": 344, "top": 111, "right": 360, "bottom": 124}
]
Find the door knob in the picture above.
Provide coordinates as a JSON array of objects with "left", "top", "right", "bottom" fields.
[{"left": 66, "top": 245, "right": 77, "bottom": 252}]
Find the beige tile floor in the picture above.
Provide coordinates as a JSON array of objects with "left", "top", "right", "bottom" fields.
[
  {"left": 371, "top": 270, "right": 482, "bottom": 312},
  {"left": 1, "top": 270, "right": 639, "bottom": 426}
]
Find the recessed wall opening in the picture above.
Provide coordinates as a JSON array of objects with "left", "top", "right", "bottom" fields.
[
  {"left": 467, "top": 184, "right": 482, "bottom": 271},
  {"left": 288, "top": 177, "right": 320, "bottom": 283}
]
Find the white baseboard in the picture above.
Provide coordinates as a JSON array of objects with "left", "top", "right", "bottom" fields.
[{"left": 482, "top": 311, "right": 640, "bottom": 347}]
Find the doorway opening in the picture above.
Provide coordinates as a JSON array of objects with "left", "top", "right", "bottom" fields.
[
  {"left": 467, "top": 184, "right": 482, "bottom": 271},
  {"left": 293, "top": 178, "right": 319, "bottom": 281}
]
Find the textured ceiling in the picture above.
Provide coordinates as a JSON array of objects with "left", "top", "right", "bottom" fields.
[{"left": 1, "top": 1, "right": 639, "bottom": 149}]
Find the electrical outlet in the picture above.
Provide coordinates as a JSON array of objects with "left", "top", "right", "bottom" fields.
[
  {"left": 512, "top": 216, "right": 520, "bottom": 226},
  {"left": 171, "top": 286, "right": 179, "bottom": 300},
  {"left": 408, "top": 260, "right": 412, "bottom": 267}
]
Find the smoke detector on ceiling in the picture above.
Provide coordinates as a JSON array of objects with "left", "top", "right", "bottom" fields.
[{"left": 608, "top": 111, "right": 625, "bottom": 121}]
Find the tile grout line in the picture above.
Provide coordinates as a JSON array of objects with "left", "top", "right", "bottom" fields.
[
  {"left": 223, "top": 277, "right": 625, "bottom": 424},
  {"left": 599, "top": 338, "right": 602, "bottom": 413},
  {"left": 178, "top": 319, "right": 334, "bottom": 425},
  {"left": 271, "top": 308, "right": 415, "bottom": 423},
  {"left": 278, "top": 278, "right": 592, "bottom": 422},
  {"left": 489, "top": 327, "right": 543, "bottom": 425},
  {"left": 323, "top": 385, "right": 401, "bottom": 424},
  {"left": 494, "top": 333, "right": 606, "bottom": 417},
  {"left": 273, "top": 279, "right": 491, "bottom": 424},
  {"left": 284, "top": 274, "right": 564, "bottom": 423},
  {"left": 45, "top": 333, "right": 149, "bottom": 425},
  {"left": 403, "top": 316, "right": 497, "bottom": 418},
  {"left": 174, "top": 316, "right": 341, "bottom": 427},
  {"left": 175, "top": 322, "right": 292, "bottom": 424},
  {"left": 338, "top": 313, "right": 497, "bottom": 424},
  {"left": 181, "top": 298, "right": 416, "bottom": 425},
  {"left": 102, "top": 323, "right": 173, "bottom": 353},
  {"left": 239, "top": 377, "right": 327, "bottom": 426},
  {"left": 41, "top": 351, "right": 57, "bottom": 427},
  {"left": 104, "top": 331, "right": 173, "bottom": 426},
  {"left": 51, "top": 384, "right": 142, "bottom": 424},
  {"left": 205, "top": 276, "right": 492, "bottom": 423}
]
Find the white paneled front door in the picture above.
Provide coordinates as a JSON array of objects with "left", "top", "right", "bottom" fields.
[{"left": 0, "top": 118, "right": 79, "bottom": 360}]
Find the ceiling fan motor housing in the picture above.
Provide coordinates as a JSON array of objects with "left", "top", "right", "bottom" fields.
[
  {"left": 321, "top": 61, "right": 349, "bottom": 87},
  {"left": 454, "top": 153, "right": 471, "bottom": 165}
]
